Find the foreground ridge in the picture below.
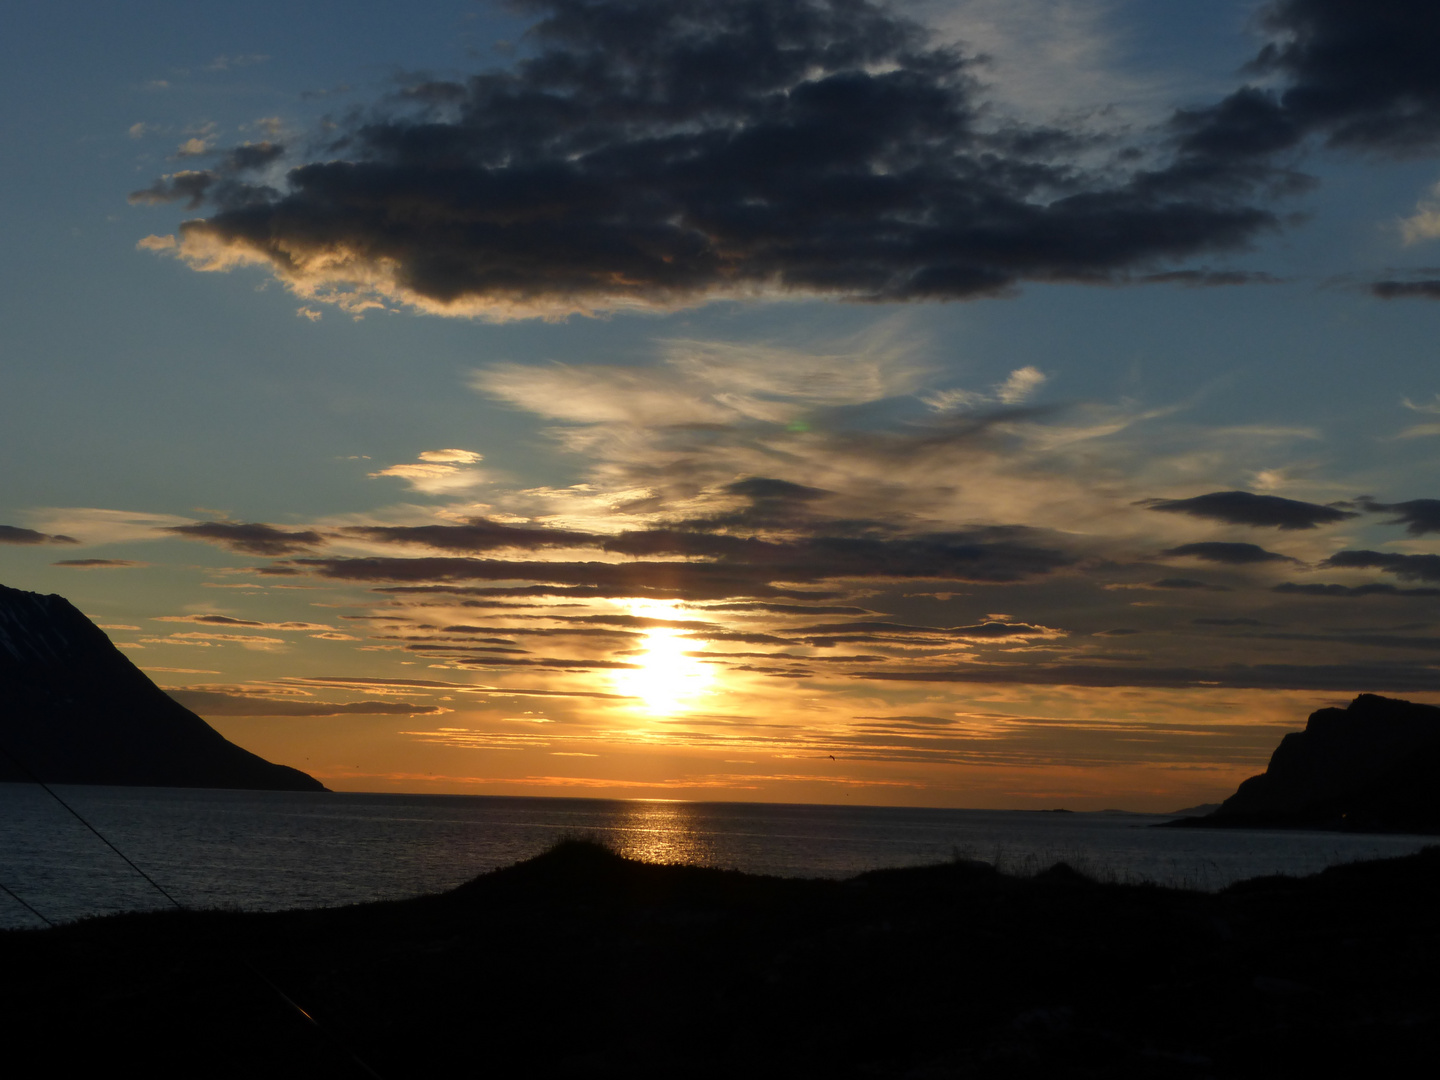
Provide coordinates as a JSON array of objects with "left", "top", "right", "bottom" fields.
[{"left": 4, "top": 839, "right": 1439, "bottom": 1078}]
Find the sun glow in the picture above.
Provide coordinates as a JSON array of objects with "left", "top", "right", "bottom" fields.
[{"left": 613, "top": 603, "right": 715, "bottom": 716}]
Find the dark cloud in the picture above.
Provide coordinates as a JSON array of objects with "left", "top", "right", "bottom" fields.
[
  {"left": 864, "top": 661, "right": 1440, "bottom": 692},
  {"left": 0, "top": 525, "right": 78, "bottom": 545},
  {"left": 1141, "top": 490, "right": 1358, "bottom": 529},
  {"left": 293, "top": 556, "right": 833, "bottom": 599},
  {"left": 1320, "top": 549, "right": 1440, "bottom": 582},
  {"left": 291, "top": 675, "right": 632, "bottom": 699},
  {"left": 1253, "top": 0, "right": 1440, "bottom": 155},
  {"left": 1139, "top": 270, "right": 1281, "bottom": 287},
  {"left": 1161, "top": 541, "right": 1298, "bottom": 564},
  {"left": 164, "top": 521, "right": 326, "bottom": 556},
  {"left": 693, "top": 477, "right": 833, "bottom": 530},
  {"left": 343, "top": 519, "right": 594, "bottom": 551},
  {"left": 1354, "top": 496, "right": 1440, "bottom": 535},
  {"left": 1370, "top": 278, "right": 1440, "bottom": 300},
  {"left": 1145, "top": 577, "right": 1229, "bottom": 591},
  {"left": 790, "top": 619, "right": 1057, "bottom": 641},
  {"left": 144, "top": 0, "right": 1356, "bottom": 317},
  {"left": 1174, "top": 1, "right": 1440, "bottom": 161},
  {"left": 1193, "top": 617, "right": 1267, "bottom": 626},
  {"left": 287, "top": 526, "right": 1070, "bottom": 598},
  {"left": 1274, "top": 581, "right": 1440, "bottom": 597},
  {"left": 690, "top": 602, "right": 873, "bottom": 615},
  {"left": 153, "top": 614, "right": 331, "bottom": 630},
  {"left": 167, "top": 688, "right": 445, "bottom": 717},
  {"left": 52, "top": 559, "right": 145, "bottom": 568},
  {"left": 380, "top": 582, "right": 848, "bottom": 601}
]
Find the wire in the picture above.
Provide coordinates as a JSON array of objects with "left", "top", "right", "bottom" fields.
[
  {"left": 0, "top": 879, "right": 54, "bottom": 927},
  {"left": 0, "top": 742, "right": 182, "bottom": 910},
  {"left": 0, "top": 738, "right": 384, "bottom": 1079}
]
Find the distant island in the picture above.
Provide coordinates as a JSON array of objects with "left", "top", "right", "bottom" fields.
[
  {"left": 1168, "top": 693, "right": 1440, "bottom": 834},
  {"left": 0, "top": 583, "right": 325, "bottom": 791}
]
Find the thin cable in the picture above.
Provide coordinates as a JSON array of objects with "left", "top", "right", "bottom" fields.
[
  {"left": 0, "top": 879, "right": 54, "bottom": 927},
  {"left": 0, "top": 742, "right": 181, "bottom": 909},
  {"left": 0, "top": 738, "right": 385, "bottom": 1078}
]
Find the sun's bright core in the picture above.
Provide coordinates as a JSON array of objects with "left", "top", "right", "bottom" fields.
[{"left": 613, "top": 607, "right": 715, "bottom": 716}]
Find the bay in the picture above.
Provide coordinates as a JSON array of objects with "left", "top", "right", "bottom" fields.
[{"left": 2, "top": 782, "right": 1434, "bottom": 929}]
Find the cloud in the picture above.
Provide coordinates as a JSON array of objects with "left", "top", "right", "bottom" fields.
[
  {"left": 368, "top": 451, "right": 488, "bottom": 493},
  {"left": 1127, "top": 577, "right": 1228, "bottom": 592},
  {"left": 1139, "top": 269, "right": 1282, "bottom": 287},
  {"left": 1354, "top": 496, "right": 1440, "bottom": 535},
  {"left": 289, "top": 674, "right": 634, "bottom": 700},
  {"left": 1320, "top": 549, "right": 1440, "bottom": 583},
  {"left": 290, "top": 523, "right": 1073, "bottom": 592},
  {"left": 162, "top": 521, "right": 325, "bottom": 556},
  {"left": 168, "top": 688, "right": 443, "bottom": 717},
  {"left": 1403, "top": 394, "right": 1440, "bottom": 414},
  {"left": 1370, "top": 278, "right": 1440, "bottom": 300},
  {"left": 25, "top": 508, "right": 195, "bottom": 545},
  {"left": 865, "top": 661, "right": 1440, "bottom": 692},
  {"left": 1140, "top": 490, "right": 1358, "bottom": 530},
  {"left": 153, "top": 614, "right": 332, "bottom": 630},
  {"left": 1272, "top": 581, "right": 1440, "bottom": 598},
  {"left": 925, "top": 366, "right": 1049, "bottom": 412},
  {"left": 52, "top": 559, "right": 146, "bottom": 569},
  {"left": 418, "top": 449, "right": 483, "bottom": 464},
  {"left": 140, "top": 631, "right": 286, "bottom": 650},
  {"left": 139, "top": 0, "right": 1401, "bottom": 320},
  {"left": 1172, "top": 0, "right": 1440, "bottom": 163},
  {"left": 175, "top": 137, "right": 213, "bottom": 157},
  {"left": 995, "top": 366, "right": 1047, "bottom": 405},
  {"left": 0, "top": 525, "right": 78, "bottom": 545},
  {"left": 1253, "top": 0, "right": 1440, "bottom": 156},
  {"left": 342, "top": 518, "right": 595, "bottom": 552},
  {"left": 1160, "top": 541, "right": 1298, "bottom": 564},
  {"left": 1400, "top": 180, "right": 1440, "bottom": 243}
]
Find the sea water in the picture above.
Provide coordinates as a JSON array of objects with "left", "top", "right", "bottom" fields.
[{"left": 1, "top": 783, "right": 1434, "bottom": 929}]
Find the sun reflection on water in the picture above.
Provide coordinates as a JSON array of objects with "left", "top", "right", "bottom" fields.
[{"left": 610, "top": 800, "right": 716, "bottom": 866}]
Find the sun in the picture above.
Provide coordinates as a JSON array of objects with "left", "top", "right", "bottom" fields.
[{"left": 612, "top": 604, "right": 715, "bottom": 716}]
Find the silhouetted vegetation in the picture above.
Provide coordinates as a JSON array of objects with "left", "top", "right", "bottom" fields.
[{"left": 4, "top": 838, "right": 1439, "bottom": 1077}]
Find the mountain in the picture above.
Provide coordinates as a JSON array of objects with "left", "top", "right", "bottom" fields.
[
  {"left": 0, "top": 583, "right": 326, "bottom": 791},
  {"left": 1169, "top": 694, "right": 1440, "bottom": 833}
]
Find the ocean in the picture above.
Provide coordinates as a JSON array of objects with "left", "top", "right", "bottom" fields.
[{"left": 2, "top": 783, "right": 1434, "bottom": 929}]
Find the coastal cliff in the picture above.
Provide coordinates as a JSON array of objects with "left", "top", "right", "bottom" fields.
[
  {"left": 1173, "top": 694, "right": 1440, "bottom": 833},
  {"left": 0, "top": 583, "right": 325, "bottom": 791}
]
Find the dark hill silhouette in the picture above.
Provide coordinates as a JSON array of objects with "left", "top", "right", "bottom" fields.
[
  {"left": 4, "top": 838, "right": 1440, "bottom": 1077},
  {"left": 1169, "top": 693, "right": 1440, "bottom": 833},
  {"left": 0, "top": 583, "right": 325, "bottom": 790}
]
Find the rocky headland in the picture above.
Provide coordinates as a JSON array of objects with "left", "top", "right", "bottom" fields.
[
  {"left": 0, "top": 583, "right": 324, "bottom": 790},
  {"left": 1168, "top": 694, "right": 1440, "bottom": 834}
]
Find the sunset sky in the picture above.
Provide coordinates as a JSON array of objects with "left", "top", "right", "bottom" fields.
[{"left": 4, "top": 0, "right": 1440, "bottom": 809}]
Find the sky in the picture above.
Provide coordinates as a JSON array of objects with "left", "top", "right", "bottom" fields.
[{"left": 3, "top": 0, "right": 1440, "bottom": 810}]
